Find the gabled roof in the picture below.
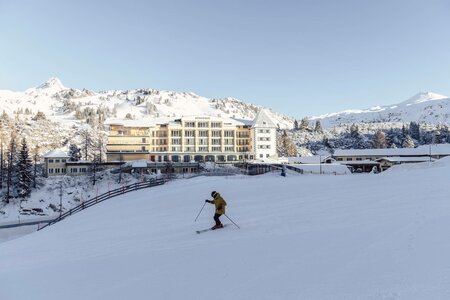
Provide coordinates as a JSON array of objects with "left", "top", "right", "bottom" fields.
[
  {"left": 252, "top": 109, "right": 277, "bottom": 128},
  {"left": 43, "top": 149, "right": 69, "bottom": 158}
]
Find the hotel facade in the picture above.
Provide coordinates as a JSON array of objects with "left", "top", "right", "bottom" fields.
[{"left": 106, "top": 110, "right": 278, "bottom": 163}]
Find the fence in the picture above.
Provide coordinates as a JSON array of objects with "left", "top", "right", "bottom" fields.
[{"left": 38, "top": 178, "right": 166, "bottom": 231}]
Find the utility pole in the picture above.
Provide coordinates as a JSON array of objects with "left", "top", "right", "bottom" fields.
[
  {"left": 319, "top": 155, "right": 322, "bottom": 175},
  {"left": 59, "top": 182, "right": 63, "bottom": 217}
]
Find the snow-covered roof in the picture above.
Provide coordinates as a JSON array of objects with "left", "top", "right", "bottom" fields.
[
  {"left": 288, "top": 156, "right": 331, "bottom": 164},
  {"left": 252, "top": 109, "right": 277, "bottom": 128},
  {"left": 43, "top": 149, "right": 69, "bottom": 158},
  {"left": 105, "top": 115, "right": 249, "bottom": 128},
  {"left": 334, "top": 144, "right": 450, "bottom": 157},
  {"left": 377, "top": 156, "right": 435, "bottom": 163},
  {"left": 131, "top": 160, "right": 148, "bottom": 168},
  {"left": 337, "top": 160, "right": 380, "bottom": 165}
]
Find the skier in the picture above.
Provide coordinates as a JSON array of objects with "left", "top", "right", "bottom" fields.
[{"left": 205, "top": 191, "right": 227, "bottom": 230}]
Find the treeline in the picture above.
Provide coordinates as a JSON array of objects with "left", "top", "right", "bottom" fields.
[
  {"left": 278, "top": 120, "right": 450, "bottom": 156},
  {"left": 0, "top": 116, "right": 40, "bottom": 203}
]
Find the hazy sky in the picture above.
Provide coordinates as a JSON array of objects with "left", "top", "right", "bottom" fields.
[{"left": 1, "top": 0, "right": 450, "bottom": 118}]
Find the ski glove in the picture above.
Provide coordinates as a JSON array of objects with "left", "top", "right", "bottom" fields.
[{"left": 205, "top": 200, "right": 211, "bottom": 203}]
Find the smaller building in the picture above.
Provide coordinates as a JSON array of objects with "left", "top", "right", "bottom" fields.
[{"left": 43, "top": 150, "right": 69, "bottom": 177}]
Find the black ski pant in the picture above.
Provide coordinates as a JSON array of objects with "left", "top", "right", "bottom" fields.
[{"left": 214, "top": 213, "right": 223, "bottom": 226}]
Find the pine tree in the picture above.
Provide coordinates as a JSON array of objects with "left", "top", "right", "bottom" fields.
[
  {"left": 314, "top": 120, "right": 323, "bottom": 133},
  {"left": 5, "top": 134, "right": 17, "bottom": 203},
  {"left": 409, "top": 122, "right": 421, "bottom": 141},
  {"left": 402, "top": 134, "right": 415, "bottom": 148},
  {"left": 68, "top": 143, "right": 82, "bottom": 161},
  {"left": 17, "top": 138, "right": 32, "bottom": 200},
  {"left": 32, "top": 145, "right": 40, "bottom": 189},
  {"left": 293, "top": 120, "right": 299, "bottom": 130},
  {"left": 81, "top": 128, "right": 94, "bottom": 161},
  {"left": 300, "top": 117, "right": 309, "bottom": 131}
]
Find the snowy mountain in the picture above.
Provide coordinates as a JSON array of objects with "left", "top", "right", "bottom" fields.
[
  {"left": 311, "top": 92, "right": 450, "bottom": 127},
  {"left": 0, "top": 78, "right": 293, "bottom": 128}
]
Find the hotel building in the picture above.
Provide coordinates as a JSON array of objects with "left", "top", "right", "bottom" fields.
[{"left": 106, "top": 110, "right": 277, "bottom": 163}]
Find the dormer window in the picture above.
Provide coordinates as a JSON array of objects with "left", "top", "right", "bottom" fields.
[{"left": 263, "top": 121, "right": 267, "bottom": 125}]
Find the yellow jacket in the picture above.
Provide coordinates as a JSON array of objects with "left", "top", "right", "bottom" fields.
[{"left": 210, "top": 193, "right": 227, "bottom": 214}]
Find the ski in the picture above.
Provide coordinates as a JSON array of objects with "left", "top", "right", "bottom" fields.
[{"left": 196, "top": 224, "right": 228, "bottom": 234}]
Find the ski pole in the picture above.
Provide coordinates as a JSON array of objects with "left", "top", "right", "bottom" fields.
[
  {"left": 194, "top": 201, "right": 207, "bottom": 222},
  {"left": 224, "top": 214, "right": 240, "bottom": 229}
]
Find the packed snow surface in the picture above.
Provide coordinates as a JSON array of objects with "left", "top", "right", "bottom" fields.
[{"left": 1, "top": 160, "right": 450, "bottom": 299}]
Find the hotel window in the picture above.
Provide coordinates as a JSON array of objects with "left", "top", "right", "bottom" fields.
[
  {"left": 224, "top": 130, "right": 234, "bottom": 137},
  {"left": 211, "top": 130, "right": 221, "bottom": 137},
  {"left": 49, "top": 159, "right": 54, "bottom": 163},
  {"left": 55, "top": 159, "right": 60, "bottom": 163},
  {"left": 225, "top": 146, "right": 234, "bottom": 151},
  {"left": 211, "top": 122, "right": 221, "bottom": 128},
  {"left": 199, "top": 146, "right": 208, "bottom": 152},
  {"left": 142, "top": 138, "right": 146, "bottom": 143},
  {"left": 198, "top": 122, "right": 209, "bottom": 128},
  {"left": 212, "top": 146, "right": 221, "bottom": 152},
  {"left": 212, "top": 139, "right": 221, "bottom": 145},
  {"left": 49, "top": 168, "right": 54, "bottom": 174},
  {"left": 172, "top": 138, "right": 181, "bottom": 145},
  {"left": 184, "top": 138, "right": 195, "bottom": 145},
  {"left": 198, "top": 130, "right": 208, "bottom": 137},
  {"left": 171, "top": 130, "right": 181, "bottom": 137},
  {"left": 198, "top": 138, "right": 208, "bottom": 145},
  {"left": 184, "top": 122, "right": 195, "bottom": 127},
  {"left": 184, "top": 130, "right": 195, "bottom": 137}
]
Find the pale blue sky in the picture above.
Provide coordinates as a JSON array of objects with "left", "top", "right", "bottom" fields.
[{"left": 1, "top": 0, "right": 450, "bottom": 118}]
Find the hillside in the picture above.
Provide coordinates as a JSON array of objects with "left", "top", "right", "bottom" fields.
[
  {"left": 0, "top": 77, "right": 293, "bottom": 129},
  {"left": 312, "top": 92, "right": 450, "bottom": 127},
  {"left": 1, "top": 160, "right": 450, "bottom": 299}
]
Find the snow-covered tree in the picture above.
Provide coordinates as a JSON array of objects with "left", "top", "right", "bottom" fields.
[
  {"left": 372, "top": 130, "right": 386, "bottom": 149},
  {"left": 17, "top": 138, "right": 32, "bottom": 200},
  {"left": 68, "top": 143, "right": 82, "bottom": 162},
  {"left": 277, "top": 130, "right": 298, "bottom": 157},
  {"left": 300, "top": 117, "right": 310, "bottom": 131},
  {"left": 4, "top": 134, "right": 18, "bottom": 203},
  {"left": 314, "top": 120, "right": 323, "bottom": 133},
  {"left": 402, "top": 135, "right": 415, "bottom": 148}
]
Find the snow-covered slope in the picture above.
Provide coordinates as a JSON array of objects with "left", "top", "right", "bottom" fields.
[
  {"left": 1, "top": 159, "right": 450, "bottom": 299},
  {"left": 312, "top": 92, "right": 450, "bottom": 127},
  {"left": 0, "top": 78, "right": 293, "bottom": 128}
]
